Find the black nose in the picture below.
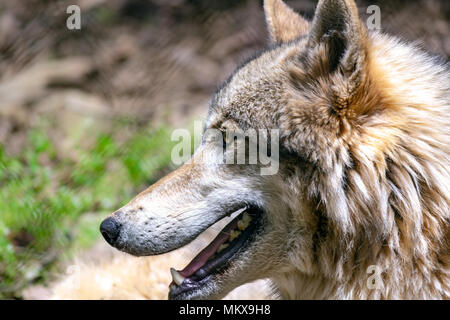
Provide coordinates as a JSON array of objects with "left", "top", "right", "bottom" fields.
[{"left": 100, "top": 217, "right": 121, "bottom": 246}]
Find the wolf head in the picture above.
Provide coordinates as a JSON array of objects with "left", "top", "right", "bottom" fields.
[{"left": 101, "top": 0, "right": 450, "bottom": 300}]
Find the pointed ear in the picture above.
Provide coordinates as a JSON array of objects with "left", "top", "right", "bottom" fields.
[
  {"left": 306, "top": 0, "right": 368, "bottom": 82},
  {"left": 264, "top": 0, "right": 310, "bottom": 44}
]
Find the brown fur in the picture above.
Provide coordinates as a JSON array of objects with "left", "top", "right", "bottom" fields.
[{"left": 270, "top": 0, "right": 450, "bottom": 299}]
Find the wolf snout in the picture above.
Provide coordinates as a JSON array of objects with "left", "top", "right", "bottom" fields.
[{"left": 100, "top": 216, "right": 122, "bottom": 246}]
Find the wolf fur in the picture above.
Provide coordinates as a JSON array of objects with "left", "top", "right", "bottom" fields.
[{"left": 84, "top": 0, "right": 449, "bottom": 300}]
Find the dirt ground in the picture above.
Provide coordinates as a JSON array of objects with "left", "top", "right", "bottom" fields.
[{"left": 0, "top": 0, "right": 448, "bottom": 299}]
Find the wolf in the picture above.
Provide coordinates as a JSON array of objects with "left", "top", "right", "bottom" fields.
[{"left": 100, "top": 0, "right": 449, "bottom": 299}]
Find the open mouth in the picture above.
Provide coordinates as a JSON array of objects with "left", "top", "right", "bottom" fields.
[{"left": 168, "top": 206, "right": 263, "bottom": 300}]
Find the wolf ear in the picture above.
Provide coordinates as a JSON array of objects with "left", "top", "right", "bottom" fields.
[
  {"left": 306, "top": 0, "right": 368, "bottom": 82},
  {"left": 264, "top": 0, "right": 310, "bottom": 43}
]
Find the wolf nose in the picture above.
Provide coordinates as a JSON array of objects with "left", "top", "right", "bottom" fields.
[{"left": 100, "top": 217, "right": 121, "bottom": 246}]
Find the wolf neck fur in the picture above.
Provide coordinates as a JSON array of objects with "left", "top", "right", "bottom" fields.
[{"left": 274, "top": 33, "right": 449, "bottom": 300}]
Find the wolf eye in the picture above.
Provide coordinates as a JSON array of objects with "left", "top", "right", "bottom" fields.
[
  {"left": 221, "top": 130, "right": 228, "bottom": 149},
  {"left": 223, "top": 129, "right": 237, "bottom": 141},
  {"left": 224, "top": 131, "right": 234, "bottom": 144},
  {"left": 221, "top": 129, "right": 238, "bottom": 151}
]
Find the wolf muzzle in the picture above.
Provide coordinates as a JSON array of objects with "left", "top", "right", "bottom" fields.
[{"left": 100, "top": 215, "right": 122, "bottom": 246}]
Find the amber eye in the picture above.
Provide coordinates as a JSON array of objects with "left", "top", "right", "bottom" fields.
[
  {"left": 224, "top": 131, "right": 234, "bottom": 144},
  {"left": 221, "top": 129, "right": 237, "bottom": 150},
  {"left": 221, "top": 129, "right": 228, "bottom": 149}
]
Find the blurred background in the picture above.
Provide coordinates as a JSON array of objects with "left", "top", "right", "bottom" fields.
[{"left": 0, "top": 0, "right": 448, "bottom": 299}]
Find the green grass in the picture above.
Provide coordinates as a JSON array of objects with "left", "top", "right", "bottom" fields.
[{"left": 0, "top": 121, "right": 176, "bottom": 298}]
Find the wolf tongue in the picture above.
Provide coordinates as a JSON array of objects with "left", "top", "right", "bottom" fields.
[{"left": 177, "top": 217, "right": 240, "bottom": 279}]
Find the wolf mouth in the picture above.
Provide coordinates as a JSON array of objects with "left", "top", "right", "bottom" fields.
[{"left": 168, "top": 206, "right": 263, "bottom": 300}]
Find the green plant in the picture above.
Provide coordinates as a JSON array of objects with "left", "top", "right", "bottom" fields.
[{"left": 0, "top": 122, "right": 177, "bottom": 298}]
